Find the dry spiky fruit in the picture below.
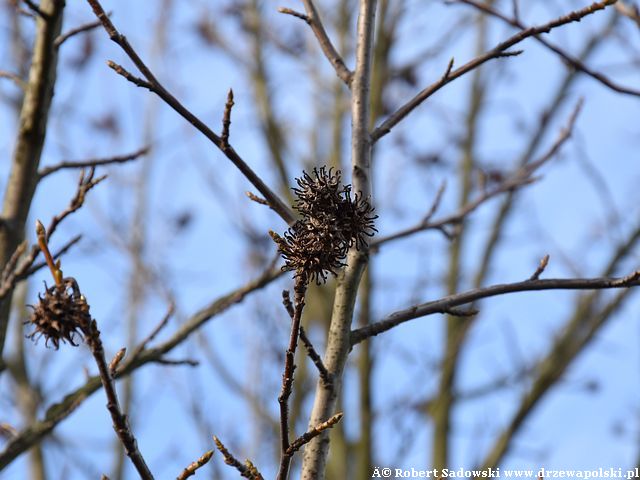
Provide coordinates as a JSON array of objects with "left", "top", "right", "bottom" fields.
[
  {"left": 271, "top": 167, "right": 377, "bottom": 285},
  {"left": 26, "top": 279, "right": 91, "bottom": 349}
]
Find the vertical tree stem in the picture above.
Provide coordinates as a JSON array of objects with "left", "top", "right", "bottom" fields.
[
  {"left": 0, "top": 0, "right": 65, "bottom": 371},
  {"left": 300, "top": 1, "right": 377, "bottom": 478}
]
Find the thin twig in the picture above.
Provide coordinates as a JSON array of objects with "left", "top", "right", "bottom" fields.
[
  {"left": 299, "top": 326, "right": 331, "bottom": 386},
  {"left": 55, "top": 16, "right": 107, "bottom": 47},
  {"left": 1, "top": 169, "right": 103, "bottom": 299},
  {"left": 107, "top": 61, "right": 153, "bottom": 90},
  {"left": 371, "top": 0, "right": 618, "bottom": 142},
  {"left": 109, "top": 348, "right": 127, "bottom": 377},
  {"left": 286, "top": 412, "right": 343, "bottom": 456},
  {"left": 0, "top": 70, "right": 26, "bottom": 90},
  {"left": 281, "top": 290, "right": 295, "bottom": 318},
  {"left": 221, "top": 89, "right": 234, "bottom": 149},
  {"left": 350, "top": 269, "right": 640, "bottom": 345},
  {"left": 155, "top": 358, "right": 199, "bottom": 367},
  {"left": 456, "top": 0, "right": 640, "bottom": 98},
  {"left": 86, "top": 0, "right": 296, "bottom": 226},
  {"left": 213, "top": 436, "right": 264, "bottom": 480},
  {"left": 530, "top": 254, "right": 550, "bottom": 281},
  {"left": 21, "top": 0, "right": 49, "bottom": 19},
  {"left": 277, "top": 277, "right": 307, "bottom": 480},
  {"left": 283, "top": 289, "right": 331, "bottom": 384},
  {"left": 38, "top": 146, "right": 149, "bottom": 178},
  {"left": 278, "top": 7, "right": 310, "bottom": 23},
  {"left": 279, "top": 1, "right": 353, "bottom": 86},
  {"left": 373, "top": 99, "right": 582, "bottom": 248},
  {"left": 177, "top": 450, "right": 213, "bottom": 480},
  {"left": 24, "top": 235, "right": 82, "bottom": 277},
  {"left": 0, "top": 242, "right": 27, "bottom": 291},
  {"left": 246, "top": 191, "right": 269, "bottom": 206},
  {"left": 616, "top": 1, "right": 640, "bottom": 28},
  {"left": 0, "top": 266, "right": 283, "bottom": 469},
  {"left": 83, "top": 317, "right": 154, "bottom": 479},
  {"left": 423, "top": 181, "right": 447, "bottom": 224},
  {"left": 127, "top": 303, "right": 175, "bottom": 365}
]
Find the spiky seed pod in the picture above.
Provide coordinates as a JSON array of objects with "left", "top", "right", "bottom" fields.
[
  {"left": 338, "top": 189, "right": 378, "bottom": 250},
  {"left": 271, "top": 167, "right": 378, "bottom": 285},
  {"left": 270, "top": 221, "right": 347, "bottom": 285},
  {"left": 292, "top": 167, "right": 344, "bottom": 220},
  {"left": 26, "top": 280, "right": 91, "bottom": 349}
]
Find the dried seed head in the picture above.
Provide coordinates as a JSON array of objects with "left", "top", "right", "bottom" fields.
[
  {"left": 292, "top": 167, "right": 344, "bottom": 219},
  {"left": 271, "top": 167, "right": 377, "bottom": 285},
  {"left": 26, "top": 280, "right": 91, "bottom": 349}
]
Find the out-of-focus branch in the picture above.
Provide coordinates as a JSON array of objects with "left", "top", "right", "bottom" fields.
[
  {"left": 472, "top": 12, "right": 618, "bottom": 290},
  {"left": 374, "top": 99, "right": 582, "bottom": 248},
  {"left": 0, "top": 0, "right": 65, "bottom": 370},
  {"left": 85, "top": 0, "right": 296, "bottom": 226},
  {"left": 478, "top": 222, "right": 640, "bottom": 468},
  {"left": 0, "top": 169, "right": 103, "bottom": 301},
  {"left": 21, "top": 0, "right": 49, "bottom": 19},
  {"left": 616, "top": 1, "right": 640, "bottom": 27},
  {"left": 371, "top": 0, "right": 617, "bottom": 142},
  {"left": 350, "top": 270, "right": 640, "bottom": 345},
  {"left": 279, "top": 1, "right": 353, "bottom": 86},
  {"left": 38, "top": 146, "right": 148, "bottom": 178},
  {"left": 0, "top": 70, "right": 26, "bottom": 90},
  {"left": 0, "top": 266, "right": 282, "bottom": 468},
  {"left": 457, "top": 0, "right": 640, "bottom": 97},
  {"left": 54, "top": 16, "right": 107, "bottom": 47}
]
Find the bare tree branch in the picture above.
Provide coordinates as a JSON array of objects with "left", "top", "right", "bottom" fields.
[
  {"left": 54, "top": 16, "right": 107, "bottom": 47},
  {"left": 277, "top": 279, "right": 307, "bottom": 480},
  {"left": 0, "top": 0, "right": 65, "bottom": 370},
  {"left": 85, "top": 0, "right": 296, "bottom": 226},
  {"left": 373, "top": 99, "right": 582, "bottom": 248},
  {"left": 38, "top": 146, "right": 149, "bottom": 178},
  {"left": 1, "top": 169, "right": 103, "bottom": 300},
  {"left": 83, "top": 316, "right": 154, "bottom": 479},
  {"left": 0, "top": 70, "right": 26, "bottom": 90},
  {"left": 457, "top": 0, "right": 640, "bottom": 97},
  {"left": 176, "top": 450, "right": 213, "bottom": 480},
  {"left": 279, "top": 1, "right": 353, "bottom": 86},
  {"left": 350, "top": 271, "right": 640, "bottom": 346},
  {"left": 214, "top": 437, "right": 264, "bottom": 480},
  {"left": 0, "top": 266, "right": 282, "bottom": 468},
  {"left": 371, "top": 0, "right": 618, "bottom": 142}
]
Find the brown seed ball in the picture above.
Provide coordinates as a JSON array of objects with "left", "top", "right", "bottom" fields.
[{"left": 26, "top": 283, "right": 91, "bottom": 349}]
